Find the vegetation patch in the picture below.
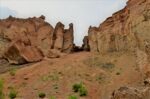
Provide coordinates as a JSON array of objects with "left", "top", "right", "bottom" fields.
[
  {"left": 49, "top": 95, "right": 56, "bottom": 99},
  {"left": 72, "top": 82, "right": 88, "bottom": 97},
  {"left": 0, "top": 79, "right": 4, "bottom": 99},
  {"left": 38, "top": 92, "right": 46, "bottom": 98},
  {"left": 9, "top": 88, "right": 17, "bottom": 99},
  {"left": 68, "top": 95, "right": 77, "bottom": 99}
]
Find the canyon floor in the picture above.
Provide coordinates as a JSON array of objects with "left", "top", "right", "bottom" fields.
[{"left": 0, "top": 51, "right": 144, "bottom": 99}]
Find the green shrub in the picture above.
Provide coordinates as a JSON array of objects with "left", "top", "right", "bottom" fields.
[
  {"left": 79, "top": 86, "right": 88, "bottom": 96},
  {"left": 38, "top": 92, "right": 46, "bottom": 98},
  {"left": 72, "top": 83, "right": 88, "bottom": 97},
  {"left": 68, "top": 95, "right": 77, "bottom": 99},
  {"left": 9, "top": 89, "right": 17, "bottom": 99},
  {"left": 72, "top": 83, "right": 82, "bottom": 92},
  {"left": 0, "top": 79, "right": 4, "bottom": 99}
]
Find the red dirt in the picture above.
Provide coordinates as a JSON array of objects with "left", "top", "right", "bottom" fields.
[{"left": 0, "top": 52, "right": 143, "bottom": 99}]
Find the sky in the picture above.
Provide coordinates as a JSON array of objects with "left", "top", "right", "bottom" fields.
[{"left": 0, "top": 0, "right": 127, "bottom": 45}]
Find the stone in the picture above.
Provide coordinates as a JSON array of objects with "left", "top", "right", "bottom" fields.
[
  {"left": 47, "top": 49, "right": 60, "bottom": 58},
  {"left": 111, "top": 86, "right": 150, "bottom": 99},
  {"left": 4, "top": 40, "right": 44, "bottom": 64}
]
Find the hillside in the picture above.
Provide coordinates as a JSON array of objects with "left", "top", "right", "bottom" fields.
[{"left": 0, "top": 52, "right": 143, "bottom": 99}]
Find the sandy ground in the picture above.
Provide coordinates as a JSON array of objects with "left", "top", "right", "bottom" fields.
[{"left": 0, "top": 52, "right": 144, "bottom": 99}]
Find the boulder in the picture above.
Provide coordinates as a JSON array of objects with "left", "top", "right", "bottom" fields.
[
  {"left": 111, "top": 86, "right": 150, "bottom": 99},
  {"left": 47, "top": 49, "right": 60, "bottom": 58},
  {"left": 4, "top": 40, "right": 44, "bottom": 64}
]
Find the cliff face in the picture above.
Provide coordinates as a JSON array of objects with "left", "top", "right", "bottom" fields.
[
  {"left": 0, "top": 16, "right": 74, "bottom": 64},
  {"left": 88, "top": 0, "right": 150, "bottom": 75},
  {"left": 88, "top": 0, "right": 150, "bottom": 55}
]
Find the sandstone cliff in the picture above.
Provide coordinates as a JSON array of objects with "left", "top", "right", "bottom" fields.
[
  {"left": 0, "top": 16, "right": 74, "bottom": 64},
  {"left": 88, "top": 0, "right": 150, "bottom": 55},
  {"left": 88, "top": 0, "right": 150, "bottom": 75}
]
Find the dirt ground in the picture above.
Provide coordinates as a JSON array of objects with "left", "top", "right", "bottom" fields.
[{"left": 0, "top": 52, "right": 144, "bottom": 99}]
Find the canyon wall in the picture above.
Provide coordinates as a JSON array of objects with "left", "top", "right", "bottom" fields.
[
  {"left": 88, "top": 0, "right": 150, "bottom": 75},
  {"left": 88, "top": 0, "right": 150, "bottom": 55},
  {"left": 0, "top": 16, "right": 74, "bottom": 64}
]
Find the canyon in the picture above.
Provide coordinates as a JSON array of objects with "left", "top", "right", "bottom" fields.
[{"left": 0, "top": 0, "right": 150, "bottom": 98}]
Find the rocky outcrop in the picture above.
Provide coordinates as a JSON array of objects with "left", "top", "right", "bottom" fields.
[
  {"left": 4, "top": 40, "right": 44, "bottom": 64},
  {"left": 52, "top": 22, "right": 74, "bottom": 53},
  {"left": 63, "top": 23, "right": 74, "bottom": 53},
  {"left": 87, "top": 0, "right": 150, "bottom": 81},
  {"left": 111, "top": 86, "right": 150, "bottom": 99},
  {"left": 0, "top": 16, "right": 74, "bottom": 64},
  {"left": 52, "top": 22, "right": 64, "bottom": 50},
  {"left": 88, "top": 0, "right": 150, "bottom": 55}
]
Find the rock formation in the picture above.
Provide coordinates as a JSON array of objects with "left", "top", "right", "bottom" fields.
[
  {"left": 86, "top": 0, "right": 150, "bottom": 98},
  {"left": 0, "top": 16, "right": 74, "bottom": 64},
  {"left": 87, "top": 0, "right": 150, "bottom": 80},
  {"left": 63, "top": 23, "right": 74, "bottom": 53},
  {"left": 88, "top": 0, "right": 150, "bottom": 55},
  {"left": 111, "top": 86, "right": 150, "bottom": 99}
]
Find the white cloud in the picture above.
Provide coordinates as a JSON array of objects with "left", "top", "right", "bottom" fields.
[{"left": 0, "top": 0, "right": 127, "bottom": 45}]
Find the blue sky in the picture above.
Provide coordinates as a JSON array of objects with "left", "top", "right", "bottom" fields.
[{"left": 0, "top": 0, "right": 127, "bottom": 45}]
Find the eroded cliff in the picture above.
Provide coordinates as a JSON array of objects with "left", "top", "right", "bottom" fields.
[
  {"left": 0, "top": 16, "right": 74, "bottom": 64},
  {"left": 88, "top": 0, "right": 150, "bottom": 73},
  {"left": 88, "top": 0, "right": 150, "bottom": 55}
]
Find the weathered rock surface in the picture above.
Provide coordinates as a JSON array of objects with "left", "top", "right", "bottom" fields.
[
  {"left": 4, "top": 40, "right": 44, "bottom": 64},
  {"left": 63, "top": 23, "right": 74, "bottom": 53},
  {"left": 111, "top": 86, "right": 150, "bottom": 99},
  {"left": 87, "top": 0, "right": 150, "bottom": 82},
  {"left": 0, "top": 16, "right": 74, "bottom": 64},
  {"left": 88, "top": 0, "right": 150, "bottom": 56}
]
